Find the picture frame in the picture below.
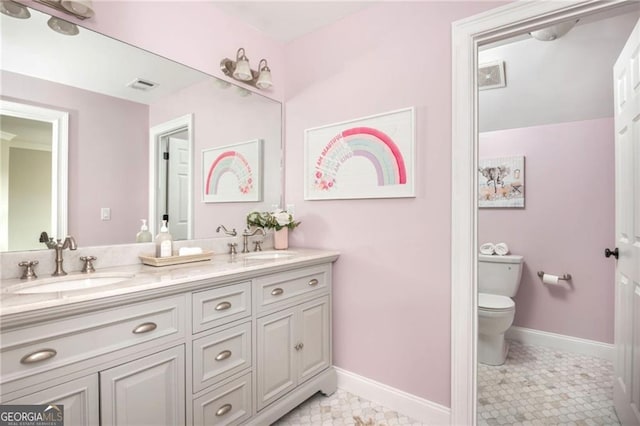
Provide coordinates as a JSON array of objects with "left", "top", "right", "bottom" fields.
[
  {"left": 304, "top": 107, "right": 415, "bottom": 200},
  {"left": 478, "top": 156, "right": 525, "bottom": 208},
  {"left": 202, "top": 139, "right": 262, "bottom": 203}
]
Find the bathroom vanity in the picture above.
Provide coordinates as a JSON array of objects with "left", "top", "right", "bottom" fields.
[{"left": 0, "top": 249, "right": 339, "bottom": 425}]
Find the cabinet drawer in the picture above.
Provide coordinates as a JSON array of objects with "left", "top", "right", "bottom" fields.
[
  {"left": 193, "top": 372, "right": 252, "bottom": 426},
  {"left": 256, "top": 265, "right": 329, "bottom": 312},
  {"left": 1, "top": 295, "right": 185, "bottom": 384},
  {"left": 192, "top": 322, "right": 251, "bottom": 393},
  {"left": 192, "top": 282, "right": 251, "bottom": 334}
]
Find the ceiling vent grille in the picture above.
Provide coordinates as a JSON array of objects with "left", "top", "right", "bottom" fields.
[
  {"left": 127, "top": 78, "right": 159, "bottom": 91},
  {"left": 478, "top": 61, "right": 506, "bottom": 90}
]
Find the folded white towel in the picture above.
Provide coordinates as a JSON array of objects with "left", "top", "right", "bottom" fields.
[
  {"left": 479, "top": 242, "right": 495, "bottom": 255},
  {"left": 494, "top": 243, "right": 509, "bottom": 256},
  {"left": 179, "top": 247, "right": 203, "bottom": 256}
]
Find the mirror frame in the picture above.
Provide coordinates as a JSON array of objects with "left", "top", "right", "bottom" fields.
[{"left": 0, "top": 100, "right": 68, "bottom": 250}]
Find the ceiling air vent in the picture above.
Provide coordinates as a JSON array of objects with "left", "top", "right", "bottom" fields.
[
  {"left": 478, "top": 61, "right": 506, "bottom": 91},
  {"left": 127, "top": 78, "right": 159, "bottom": 91}
]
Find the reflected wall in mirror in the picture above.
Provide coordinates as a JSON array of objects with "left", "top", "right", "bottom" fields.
[{"left": 0, "top": 7, "right": 283, "bottom": 252}]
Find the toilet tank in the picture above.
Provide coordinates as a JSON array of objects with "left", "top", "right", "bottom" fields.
[{"left": 478, "top": 254, "right": 524, "bottom": 297}]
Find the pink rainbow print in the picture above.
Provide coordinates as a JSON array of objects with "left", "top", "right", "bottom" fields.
[
  {"left": 206, "top": 150, "right": 253, "bottom": 195},
  {"left": 314, "top": 126, "right": 407, "bottom": 191}
]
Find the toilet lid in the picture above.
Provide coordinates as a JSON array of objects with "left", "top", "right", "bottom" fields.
[{"left": 478, "top": 293, "right": 514, "bottom": 311}]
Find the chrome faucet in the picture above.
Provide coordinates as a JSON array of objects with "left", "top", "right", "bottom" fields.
[
  {"left": 241, "top": 228, "right": 265, "bottom": 253},
  {"left": 216, "top": 225, "right": 237, "bottom": 237},
  {"left": 50, "top": 236, "right": 78, "bottom": 276}
]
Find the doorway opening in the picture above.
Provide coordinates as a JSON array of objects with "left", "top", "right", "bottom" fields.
[{"left": 149, "top": 114, "right": 193, "bottom": 240}]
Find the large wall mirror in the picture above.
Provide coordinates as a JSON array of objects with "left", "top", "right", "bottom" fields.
[{"left": 0, "top": 7, "right": 283, "bottom": 252}]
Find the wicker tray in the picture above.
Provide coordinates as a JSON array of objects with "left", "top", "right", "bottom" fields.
[{"left": 139, "top": 250, "right": 213, "bottom": 267}]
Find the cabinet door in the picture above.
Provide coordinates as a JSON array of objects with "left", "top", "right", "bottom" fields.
[
  {"left": 100, "top": 345, "right": 185, "bottom": 426},
  {"left": 298, "top": 296, "right": 331, "bottom": 383},
  {"left": 256, "top": 307, "right": 296, "bottom": 411},
  {"left": 4, "top": 374, "right": 99, "bottom": 426}
]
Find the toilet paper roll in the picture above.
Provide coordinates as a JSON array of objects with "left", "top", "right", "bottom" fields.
[{"left": 542, "top": 273, "right": 560, "bottom": 285}]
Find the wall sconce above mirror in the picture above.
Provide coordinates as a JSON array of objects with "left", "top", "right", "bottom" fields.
[{"left": 220, "top": 48, "right": 273, "bottom": 90}]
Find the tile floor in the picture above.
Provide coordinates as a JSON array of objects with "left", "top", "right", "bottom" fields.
[
  {"left": 477, "top": 341, "right": 619, "bottom": 426},
  {"left": 273, "top": 388, "right": 422, "bottom": 426},
  {"left": 274, "top": 341, "right": 618, "bottom": 426}
]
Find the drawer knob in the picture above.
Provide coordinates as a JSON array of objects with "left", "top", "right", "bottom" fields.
[
  {"left": 216, "top": 403, "right": 232, "bottom": 417},
  {"left": 20, "top": 349, "right": 57, "bottom": 364},
  {"left": 132, "top": 322, "right": 157, "bottom": 334},
  {"left": 215, "top": 350, "right": 232, "bottom": 361},
  {"left": 215, "top": 301, "right": 232, "bottom": 311},
  {"left": 308, "top": 278, "right": 319, "bottom": 287},
  {"left": 270, "top": 287, "right": 284, "bottom": 296},
  {"left": 294, "top": 342, "right": 304, "bottom": 351}
]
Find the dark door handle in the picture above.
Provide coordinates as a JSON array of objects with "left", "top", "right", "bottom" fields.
[{"left": 604, "top": 248, "right": 618, "bottom": 259}]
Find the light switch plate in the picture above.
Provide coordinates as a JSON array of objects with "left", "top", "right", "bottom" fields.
[{"left": 101, "top": 207, "right": 111, "bottom": 221}]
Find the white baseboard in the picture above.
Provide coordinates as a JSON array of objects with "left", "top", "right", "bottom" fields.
[
  {"left": 506, "top": 326, "right": 614, "bottom": 361},
  {"left": 335, "top": 367, "right": 451, "bottom": 425}
]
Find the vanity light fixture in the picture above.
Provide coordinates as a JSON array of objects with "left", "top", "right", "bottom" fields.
[
  {"left": 0, "top": 1, "right": 31, "bottom": 19},
  {"left": 220, "top": 48, "right": 273, "bottom": 90},
  {"left": 34, "top": 0, "right": 95, "bottom": 19},
  {"left": 47, "top": 16, "right": 79, "bottom": 35}
]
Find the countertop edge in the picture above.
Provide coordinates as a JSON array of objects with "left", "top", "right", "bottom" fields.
[{"left": 1, "top": 251, "right": 340, "bottom": 330}]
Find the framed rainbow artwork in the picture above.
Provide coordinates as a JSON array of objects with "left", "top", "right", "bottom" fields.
[
  {"left": 202, "top": 139, "right": 263, "bottom": 203},
  {"left": 304, "top": 107, "right": 415, "bottom": 200}
]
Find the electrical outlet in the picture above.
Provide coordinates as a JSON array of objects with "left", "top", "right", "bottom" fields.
[{"left": 101, "top": 207, "right": 111, "bottom": 221}]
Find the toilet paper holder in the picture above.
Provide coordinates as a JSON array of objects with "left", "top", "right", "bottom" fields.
[{"left": 537, "top": 271, "right": 572, "bottom": 281}]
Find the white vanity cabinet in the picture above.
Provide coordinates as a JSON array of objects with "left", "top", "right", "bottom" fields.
[
  {"left": 100, "top": 345, "right": 186, "bottom": 425},
  {"left": 0, "top": 254, "right": 338, "bottom": 426},
  {"left": 257, "top": 295, "right": 330, "bottom": 410},
  {"left": 3, "top": 374, "right": 99, "bottom": 425}
]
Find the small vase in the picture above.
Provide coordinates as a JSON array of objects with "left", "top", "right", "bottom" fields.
[{"left": 273, "top": 228, "right": 289, "bottom": 250}]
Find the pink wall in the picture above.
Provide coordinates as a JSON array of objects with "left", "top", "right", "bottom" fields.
[
  {"left": 2, "top": 71, "right": 148, "bottom": 246},
  {"left": 22, "top": 0, "right": 285, "bottom": 102},
  {"left": 284, "top": 2, "right": 505, "bottom": 407},
  {"left": 479, "top": 118, "right": 615, "bottom": 343}
]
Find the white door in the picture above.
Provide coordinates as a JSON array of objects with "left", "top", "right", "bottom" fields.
[
  {"left": 613, "top": 17, "right": 640, "bottom": 426},
  {"left": 168, "top": 136, "right": 189, "bottom": 240},
  {"left": 298, "top": 296, "right": 331, "bottom": 382}
]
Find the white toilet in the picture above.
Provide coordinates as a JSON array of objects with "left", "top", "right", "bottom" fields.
[{"left": 478, "top": 254, "right": 524, "bottom": 365}]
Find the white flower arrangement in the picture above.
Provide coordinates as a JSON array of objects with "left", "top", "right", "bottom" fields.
[{"left": 246, "top": 209, "right": 300, "bottom": 231}]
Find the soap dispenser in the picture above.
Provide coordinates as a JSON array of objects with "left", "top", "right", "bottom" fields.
[
  {"left": 155, "top": 220, "right": 173, "bottom": 258},
  {"left": 136, "top": 219, "right": 152, "bottom": 243}
]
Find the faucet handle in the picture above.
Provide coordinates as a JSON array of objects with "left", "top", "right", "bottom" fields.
[
  {"left": 253, "top": 241, "right": 263, "bottom": 252},
  {"left": 18, "top": 260, "right": 39, "bottom": 280},
  {"left": 80, "top": 256, "right": 96, "bottom": 273},
  {"left": 227, "top": 243, "right": 238, "bottom": 255}
]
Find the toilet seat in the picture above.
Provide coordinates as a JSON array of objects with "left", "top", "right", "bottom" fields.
[{"left": 478, "top": 293, "right": 514, "bottom": 312}]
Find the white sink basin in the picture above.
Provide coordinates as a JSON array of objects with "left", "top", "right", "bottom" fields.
[
  {"left": 11, "top": 272, "right": 135, "bottom": 294},
  {"left": 244, "top": 251, "right": 296, "bottom": 260}
]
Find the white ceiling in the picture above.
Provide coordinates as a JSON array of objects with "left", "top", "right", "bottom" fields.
[
  {"left": 479, "top": 6, "right": 640, "bottom": 132},
  {"left": 212, "top": 2, "right": 372, "bottom": 43}
]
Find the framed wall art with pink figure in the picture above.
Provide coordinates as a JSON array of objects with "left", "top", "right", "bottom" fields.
[
  {"left": 304, "top": 107, "right": 415, "bottom": 200},
  {"left": 478, "top": 156, "right": 525, "bottom": 208},
  {"left": 202, "top": 139, "right": 263, "bottom": 203}
]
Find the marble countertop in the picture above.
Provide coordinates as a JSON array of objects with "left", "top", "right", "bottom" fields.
[{"left": 0, "top": 248, "right": 339, "bottom": 325}]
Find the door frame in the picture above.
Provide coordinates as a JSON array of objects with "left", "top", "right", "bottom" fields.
[
  {"left": 450, "top": 1, "right": 629, "bottom": 424},
  {"left": 149, "top": 114, "right": 194, "bottom": 239}
]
